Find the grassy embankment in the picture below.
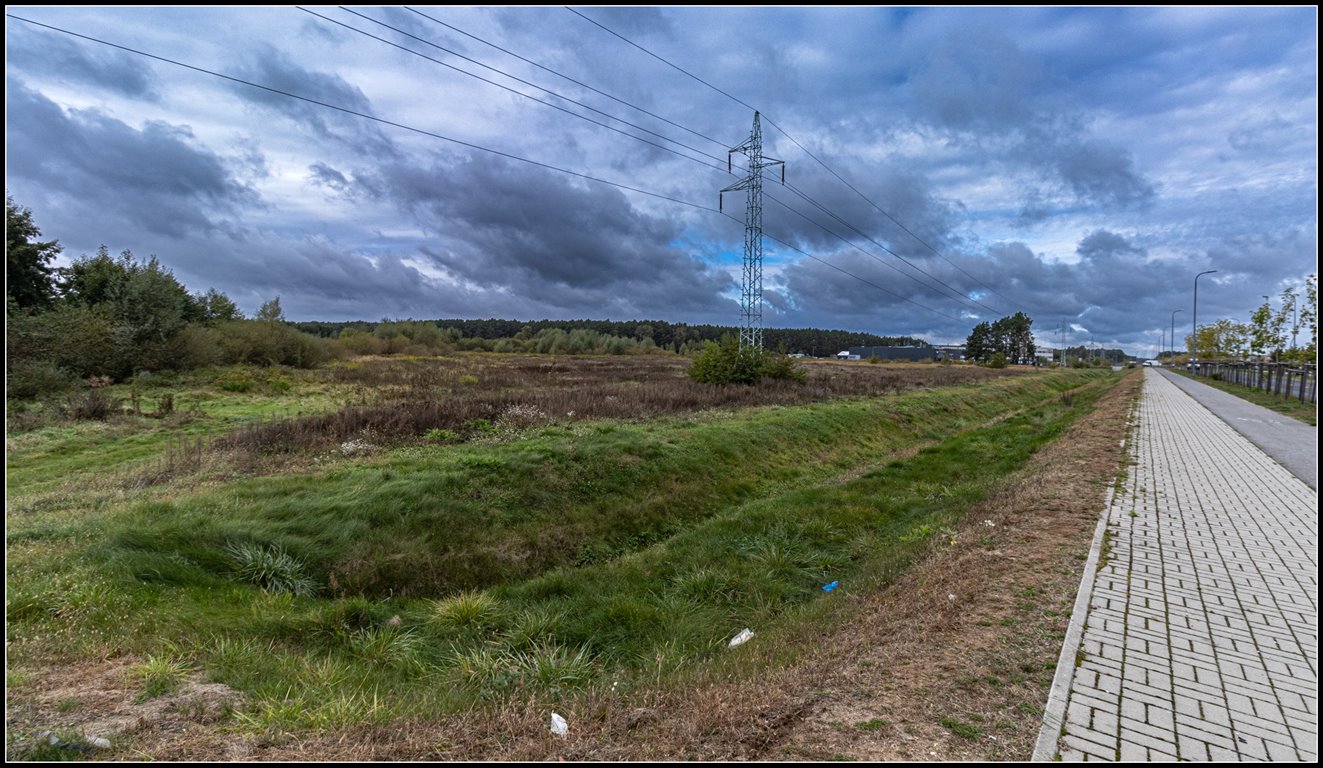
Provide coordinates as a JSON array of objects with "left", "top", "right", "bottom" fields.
[{"left": 6, "top": 362, "right": 1121, "bottom": 746}]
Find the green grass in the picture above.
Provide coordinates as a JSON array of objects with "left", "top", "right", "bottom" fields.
[
  {"left": 940, "top": 716, "right": 984, "bottom": 740},
  {"left": 1170, "top": 368, "right": 1316, "bottom": 425},
  {"left": 6, "top": 367, "right": 1121, "bottom": 735}
]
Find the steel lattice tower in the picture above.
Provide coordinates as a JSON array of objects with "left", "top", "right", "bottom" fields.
[{"left": 721, "top": 112, "right": 783, "bottom": 351}]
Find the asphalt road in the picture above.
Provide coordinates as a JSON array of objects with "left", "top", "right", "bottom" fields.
[{"left": 1156, "top": 369, "right": 1317, "bottom": 490}]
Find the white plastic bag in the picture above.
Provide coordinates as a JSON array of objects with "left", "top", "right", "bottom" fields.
[
  {"left": 728, "top": 628, "right": 754, "bottom": 647},
  {"left": 550, "top": 712, "right": 568, "bottom": 737}
]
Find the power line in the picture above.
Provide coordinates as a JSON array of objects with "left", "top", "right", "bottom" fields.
[
  {"left": 764, "top": 189, "right": 994, "bottom": 318},
  {"left": 307, "top": 7, "right": 723, "bottom": 166},
  {"left": 404, "top": 6, "right": 733, "bottom": 150},
  {"left": 776, "top": 181, "right": 1004, "bottom": 316},
  {"left": 741, "top": 215, "right": 962, "bottom": 323},
  {"left": 6, "top": 13, "right": 711, "bottom": 214},
  {"left": 355, "top": 5, "right": 999, "bottom": 322},
  {"left": 760, "top": 113, "right": 1022, "bottom": 312},
  {"left": 8, "top": 12, "right": 969, "bottom": 328},
  {"left": 565, "top": 5, "right": 1027, "bottom": 315},
  {"left": 563, "top": 6, "right": 758, "bottom": 114}
]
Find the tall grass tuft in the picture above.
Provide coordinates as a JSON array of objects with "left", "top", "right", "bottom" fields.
[
  {"left": 347, "top": 626, "right": 422, "bottom": 670},
  {"left": 431, "top": 590, "right": 504, "bottom": 632},
  {"left": 225, "top": 541, "right": 317, "bottom": 597},
  {"left": 133, "top": 652, "right": 192, "bottom": 700}
]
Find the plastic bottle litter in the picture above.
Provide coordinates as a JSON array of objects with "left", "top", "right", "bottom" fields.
[
  {"left": 728, "top": 628, "right": 754, "bottom": 647},
  {"left": 550, "top": 712, "right": 568, "bottom": 737},
  {"left": 822, "top": 580, "right": 839, "bottom": 592}
]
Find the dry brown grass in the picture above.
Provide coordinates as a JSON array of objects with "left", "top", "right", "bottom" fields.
[
  {"left": 218, "top": 355, "right": 1022, "bottom": 458},
  {"left": 99, "top": 368, "right": 1138, "bottom": 762}
]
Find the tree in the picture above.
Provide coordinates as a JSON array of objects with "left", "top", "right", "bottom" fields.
[
  {"left": 195, "top": 288, "right": 244, "bottom": 323},
  {"left": 1192, "top": 319, "right": 1249, "bottom": 361},
  {"left": 1276, "top": 287, "right": 1299, "bottom": 360},
  {"left": 1302, "top": 274, "right": 1317, "bottom": 362},
  {"left": 1248, "top": 299, "right": 1280, "bottom": 360},
  {"left": 965, "top": 321, "right": 992, "bottom": 362},
  {"left": 58, "top": 247, "right": 201, "bottom": 376},
  {"left": 6, "top": 193, "right": 62, "bottom": 311},
  {"left": 967, "top": 313, "right": 1034, "bottom": 364},
  {"left": 256, "top": 296, "right": 285, "bottom": 324}
]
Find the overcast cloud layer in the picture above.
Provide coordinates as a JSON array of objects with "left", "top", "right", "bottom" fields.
[{"left": 5, "top": 6, "right": 1317, "bottom": 354}]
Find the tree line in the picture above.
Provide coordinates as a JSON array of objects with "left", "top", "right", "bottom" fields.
[{"left": 293, "top": 318, "right": 926, "bottom": 358}]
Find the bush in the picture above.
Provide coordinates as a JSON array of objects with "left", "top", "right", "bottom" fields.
[
  {"left": 214, "top": 370, "right": 256, "bottom": 393},
  {"left": 688, "top": 337, "right": 762, "bottom": 384},
  {"left": 5, "top": 359, "right": 76, "bottom": 400},
  {"left": 689, "top": 336, "right": 805, "bottom": 384},
  {"left": 760, "top": 350, "right": 808, "bottom": 382},
  {"left": 987, "top": 352, "right": 1008, "bottom": 369},
  {"left": 69, "top": 387, "right": 118, "bottom": 420},
  {"left": 214, "top": 320, "right": 330, "bottom": 368}
]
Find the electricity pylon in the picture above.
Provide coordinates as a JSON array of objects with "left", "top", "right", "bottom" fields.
[{"left": 720, "top": 111, "right": 783, "bottom": 351}]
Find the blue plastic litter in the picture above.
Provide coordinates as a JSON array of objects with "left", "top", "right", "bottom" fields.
[{"left": 822, "top": 580, "right": 839, "bottom": 592}]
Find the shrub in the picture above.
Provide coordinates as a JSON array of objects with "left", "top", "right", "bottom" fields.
[
  {"left": 214, "top": 370, "right": 256, "bottom": 393},
  {"left": 987, "top": 352, "right": 1008, "bottom": 369},
  {"left": 760, "top": 350, "right": 808, "bottom": 382},
  {"left": 688, "top": 337, "right": 762, "bottom": 384},
  {"left": 425, "top": 428, "right": 459, "bottom": 444},
  {"left": 689, "top": 336, "right": 805, "bottom": 384},
  {"left": 5, "top": 359, "right": 75, "bottom": 400},
  {"left": 69, "top": 387, "right": 117, "bottom": 420}
]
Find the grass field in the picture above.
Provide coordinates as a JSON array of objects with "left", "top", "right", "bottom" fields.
[{"left": 5, "top": 354, "right": 1124, "bottom": 759}]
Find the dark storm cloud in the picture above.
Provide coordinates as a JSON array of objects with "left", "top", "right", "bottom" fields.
[
  {"left": 190, "top": 233, "right": 440, "bottom": 317},
  {"left": 5, "top": 79, "right": 255, "bottom": 239},
  {"left": 902, "top": 20, "right": 1156, "bottom": 212},
  {"left": 352, "top": 153, "right": 736, "bottom": 319},
  {"left": 6, "top": 22, "right": 157, "bottom": 99},
  {"left": 1055, "top": 140, "right": 1155, "bottom": 208},
  {"left": 908, "top": 25, "right": 1046, "bottom": 132},
  {"left": 225, "top": 45, "right": 398, "bottom": 158}
]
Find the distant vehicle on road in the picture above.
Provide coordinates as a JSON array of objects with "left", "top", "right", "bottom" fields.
[{"left": 1144, "top": 360, "right": 1163, "bottom": 367}]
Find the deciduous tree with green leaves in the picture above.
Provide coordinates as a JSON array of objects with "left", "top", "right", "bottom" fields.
[{"left": 6, "top": 192, "right": 61, "bottom": 312}]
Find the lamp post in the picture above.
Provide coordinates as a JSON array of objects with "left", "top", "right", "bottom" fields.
[
  {"left": 1192, "top": 270, "right": 1217, "bottom": 365},
  {"left": 1169, "top": 309, "right": 1183, "bottom": 366}
]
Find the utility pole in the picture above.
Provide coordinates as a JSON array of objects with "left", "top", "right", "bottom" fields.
[{"left": 720, "top": 111, "right": 784, "bottom": 351}]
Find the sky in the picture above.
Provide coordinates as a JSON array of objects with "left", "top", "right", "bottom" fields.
[{"left": 5, "top": 6, "right": 1318, "bottom": 355}]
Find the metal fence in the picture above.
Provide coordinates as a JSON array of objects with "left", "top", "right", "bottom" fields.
[{"left": 1185, "top": 361, "right": 1317, "bottom": 405}]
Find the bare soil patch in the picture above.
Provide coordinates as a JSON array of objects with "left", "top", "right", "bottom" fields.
[{"left": 5, "top": 656, "right": 246, "bottom": 759}]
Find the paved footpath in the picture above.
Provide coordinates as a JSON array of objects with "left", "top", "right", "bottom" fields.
[{"left": 1035, "top": 369, "right": 1317, "bottom": 761}]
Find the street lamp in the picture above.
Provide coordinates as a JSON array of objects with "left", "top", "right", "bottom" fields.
[
  {"left": 1169, "top": 309, "right": 1183, "bottom": 365},
  {"left": 1192, "top": 270, "right": 1217, "bottom": 365}
]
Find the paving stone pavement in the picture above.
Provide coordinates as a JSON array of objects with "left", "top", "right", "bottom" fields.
[{"left": 1035, "top": 369, "right": 1318, "bottom": 762}]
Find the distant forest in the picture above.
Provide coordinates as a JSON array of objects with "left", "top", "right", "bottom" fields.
[{"left": 291, "top": 318, "right": 928, "bottom": 359}]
